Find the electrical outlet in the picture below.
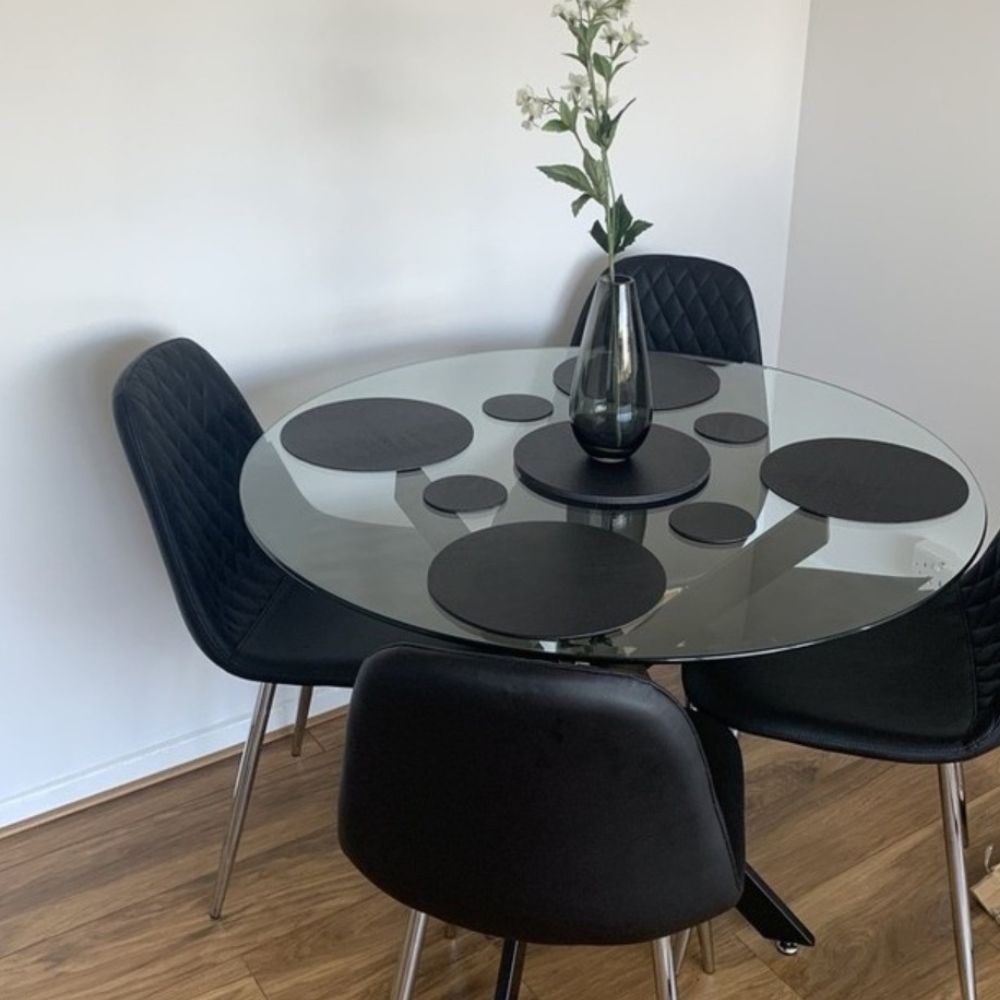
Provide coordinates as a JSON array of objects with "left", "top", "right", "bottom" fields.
[{"left": 912, "top": 540, "right": 955, "bottom": 590}]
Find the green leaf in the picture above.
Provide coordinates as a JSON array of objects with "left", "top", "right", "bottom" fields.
[
  {"left": 583, "top": 151, "right": 607, "bottom": 201},
  {"left": 593, "top": 53, "right": 614, "bottom": 82},
  {"left": 590, "top": 220, "right": 609, "bottom": 252},
  {"left": 562, "top": 51, "right": 586, "bottom": 65},
  {"left": 585, "top": 116, "right": 602, "bottom": 146},
  {"left": 583, "top": 21, "right": 602, "bottom": 52},
  {"left": 610, "top": 97, "right": 636, "bottom": 127},
  {"left": 571, "top": 193, "right": 591, "bottom": 217},
  {"left": 619, "top": 218, "right": 654, "bottom": 252},
  {"left": 614, "top": 195, "right": 633, "bottom": 235},
  {"left": 537, "top": 164, "right": 594, "bottom": 196},
  {"left": 542, "top": 120, "right": 571, "bottom": 133},
  {"left": 558, "top": 98, "right": 577, "bottom": 131}
]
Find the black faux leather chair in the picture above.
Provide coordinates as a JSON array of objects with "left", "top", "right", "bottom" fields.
[
  {"left": 339, "top": 644, "right": 746, "bottom": 1000},
  {"left": 683, "top": 533, "right": 1000, "bottom": 1000},
  {"left": 113, "top": 338, "right": 449, "bottom": 919},
  {"left": 571, "top": 253, "right": 762, "bottom": 364}
]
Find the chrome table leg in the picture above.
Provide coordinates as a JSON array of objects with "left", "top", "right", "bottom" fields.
[
  {"left": 210, "top": 682, "right": 275, "bottom": 919},
  {"left": 495, "top": 940, "right": 526, "bottom": 1000},
  {"left": 940, "top": 763, "right": 977, "bottom": 1000}
]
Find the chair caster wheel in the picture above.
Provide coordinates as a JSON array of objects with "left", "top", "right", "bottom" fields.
[{"left": 775, "top": 941, "right": 799, "bottom": 956}]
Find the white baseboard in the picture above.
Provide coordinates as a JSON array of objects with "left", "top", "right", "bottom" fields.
[{"left": 0, "top": 688, "right": 351, "bottom": 830}]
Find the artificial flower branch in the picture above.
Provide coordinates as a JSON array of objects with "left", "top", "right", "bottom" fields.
[{"left": 517, "top": 0, "right": 652, "bottom": 279}]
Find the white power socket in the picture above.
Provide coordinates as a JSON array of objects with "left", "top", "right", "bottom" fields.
[{"left": 912, "top": 540, "right": 955, "bottom": 590}]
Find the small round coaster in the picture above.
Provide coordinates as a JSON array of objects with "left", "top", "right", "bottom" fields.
[
  {"left": 482, "top": 394, "right": 554, "bottom": 423},
  {"left": 553, "top": 352, "right": 721, "bottom": 411},
  {"left": 514, "top": 422, "right": 710, "bottom": 510},
  {"left": 427, "top": 522, "right": 666, "bottom": 639},
  {"left": 281, "top": 398, "right": 473, "bottom": 472},
  {"left": 695, "top": 412, "right": 769, "bottom": 445},
  {"left": 423, "top": 475, "right": 508, "bottom": 514},
  {"left": 760, "top": 438, "right": 970, "bottom": 523},
  {"left": 669, "top": 502, "right": 757, "bottom": 545}
]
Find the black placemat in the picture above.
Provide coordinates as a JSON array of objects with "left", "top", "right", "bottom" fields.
[
  {"left": 695, "top": 412, "right": 769, "bottom": 445},
  {"left": 669, "top": 502, "right": 757, "bottom": 545},
  {"left": 427, "top": 522, "right": 666, "bottom": 639},
  {"left": 553, "top": 352, "right": 721, "bottom": 411},
  {"left": 423, "top": 475, "right": 508, "bottom": 514},
  {"left": 760, "top": 438, "right": 970, "bottom": 523},
  {"left": 483, "top": 394, "right": 554, "bottom": 422},
  {"left": 281, "top": 398, "right": 473, "bottom": 472},
  {"left": 514, "top": 422, "right": 710, "bottom": 509}
]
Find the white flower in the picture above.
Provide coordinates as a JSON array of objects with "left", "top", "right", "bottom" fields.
[
  {"left": 562, "top": 72, "right": 591, "bottom": 105},
  {"left": 602, "top": 22, "right": 622, "bottom": 45},
  {"left": 619, "top": 22, "right": 647, "bottom": 52},
  {"left": 551, "top": 2, "right": 578, "bottom": 22},
  {"left": 515, "top": 86, "right": 548, "bottom": 128}
]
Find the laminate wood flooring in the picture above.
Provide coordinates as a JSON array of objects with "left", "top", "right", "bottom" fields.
[{"left": 3, "top": 668, "right": 1000, "bottom": 999}]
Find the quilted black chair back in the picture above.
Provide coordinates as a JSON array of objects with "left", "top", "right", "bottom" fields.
[
  {"left": 113, "top": 338, "right": 284, "bottom": 667},
  {"left": 339, "top": 645, "right": 744, "bottom": 946},
  {"left": 961, "top": 532, "right": 1000, "bottom": 742},
  {"left": 571, "top": 254, "right": 762, "bottom": 363}
]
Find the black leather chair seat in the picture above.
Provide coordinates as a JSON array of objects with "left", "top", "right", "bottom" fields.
[
  {"left": 684, "top": 584, "right": 981, "bottom": 764},
  {"left": 231, "top": 577, "right": 456, "bottom": 687}
]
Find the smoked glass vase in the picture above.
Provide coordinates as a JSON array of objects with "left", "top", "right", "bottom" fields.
[{"left": 569, "top": 274, "right": 653, "bottom": 462}]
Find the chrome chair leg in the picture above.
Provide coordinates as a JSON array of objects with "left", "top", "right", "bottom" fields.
[
  {"left": 495, "top": 940, "right": 526, "bottom": 1000},
  {"left": 291, "top": 685, "right": 313, "bottom": 757},
  {"left": 957, "top": 760, "right": 970, "bottom": 848},
  {"left": 209, "top": 682, "right": 275, "bottom": 919},
  {"left": 696, "top": 920, "right": 716, "bottom": 974},
  {"left": 652, "top": 936, "right": 679, "bottom": 1000},
  {"left": 390, "top": 910, "right": 428, "bottom": 1000},
  {"left": 939, "top": 762, "right": 977, "bottom": 1000}
]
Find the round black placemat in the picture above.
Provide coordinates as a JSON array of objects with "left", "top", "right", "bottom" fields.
[
  {"left": 669, "top": 502, "right": 757, "bottom": 545},
  {"left": 695, "top": 412, "right": 769, "bottom": 445},
  {"left": 281, "top": 398, "right": 474, "bottom": 472},
  {"left": 482, "top": 394, "right": 554, "bottom": 422},
  {"left": 428, "top": 522, "right": 666, "bottom": 639},
  {"left": 553, "top": 352, "right": 721, "bottom": 411},
  {"left": 760, "top": 438, "right": 970, "bottom": 523},
  {"left": 423, "top": 475, "right": 508, "bottom": 514},
  {"left": 514, "top": 422, "right": 710, "bottom": 510}
]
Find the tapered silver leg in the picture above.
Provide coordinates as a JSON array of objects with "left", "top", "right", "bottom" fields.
[
  {"left": 390, "top": 910, "right": 428, "bottom": 1000},
  {"left": 696, "top": 921, "right": 716, "bottom": 974},
  {"left": 652, "top": 936, "right": 679, "bottom": 1000},
  {"left": 957, "top": 761, "right": 970, "bottom": 849},
  {"left": 939, "top": 762, "right": 977, "bottom": 1000},
  {"left": 672, "top": 927, "right": 691, "bottom": 971},
  {"left": 209, "top": 682, "right": 275, "bottom": 919},
  {"left": 291, "top": 685, "right": 313, "bottom": 757}
]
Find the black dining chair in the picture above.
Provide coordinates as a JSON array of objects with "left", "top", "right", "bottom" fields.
[
  {"left": 682, "top": 532, "right": 1000, "bottom": 1000},
  {"left": 339, "top": 644, "right": 746, "bottom": 1000},
  {"left": 571, "top": 253, "right": 762, "bottom": 364},
  {"left": 113, "top": 337, "right": 454, "bottom": 919}
]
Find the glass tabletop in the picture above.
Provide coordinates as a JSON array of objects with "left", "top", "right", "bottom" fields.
[{"left": 240, "top": 347, "right": 986, "bottom": 664}]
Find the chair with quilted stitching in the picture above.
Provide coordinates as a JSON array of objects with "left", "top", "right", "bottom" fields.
[
  {"left": 682, "top": 533, "right": 1000, "bottom": 999},
  {"left": 571, "top": 253, "right": 762, "bottom": 364},
  {"left": 113, "top": 337, "right": 452, "bottom": 919}
]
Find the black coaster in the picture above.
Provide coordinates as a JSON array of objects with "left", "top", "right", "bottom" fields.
[
  {"left": 760, "top": 438, "right": 970, "bottom": 523},
  {"left": 281, "top": 398, "right": 473, "bottom": 472},
  {"left": 514, "top": 422, "right": 710, "bottom": 510},
  {"left": 483, "top": 394, "right": 554, "bottom": 423},
  {"left": 695, "top": 412, "right": 769, "bottom": 445},
  {"left": 669, "top": 502, "right": 757, "bottom": 545},
  {"left": 553, "top": 352, "right": 721, "bottom": 411},
  {"left": 423, "top": 475, "right": 508, "bottom": 514},
  {"left": 427, "top": 522, "right": 666, "bottom": 639}
]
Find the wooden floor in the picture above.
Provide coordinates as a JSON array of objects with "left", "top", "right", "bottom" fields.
[{"left": 4, "top": 666, "right": 1000, "bottom": 1000}]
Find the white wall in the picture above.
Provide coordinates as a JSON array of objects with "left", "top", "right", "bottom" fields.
[
  {"left": 780, "top": 0, "right": 1000, "bottom": 518},
  {"left": 0, "top": 0, "right": 810, "bottom": 826}
]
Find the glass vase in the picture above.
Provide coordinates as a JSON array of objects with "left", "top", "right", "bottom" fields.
[{"left": 569, "top": 274, "right": 653, "bottom": 462}]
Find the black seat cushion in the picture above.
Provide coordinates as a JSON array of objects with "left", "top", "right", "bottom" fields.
[
  {"left": 683, "top": 583, "right": 980, "bottom": 763},
  {"left": 231, "top": 577, "right": 459, "bottom": 687},
  {"left": 571, "top": 254, "right": 762, "bottom": 364}
]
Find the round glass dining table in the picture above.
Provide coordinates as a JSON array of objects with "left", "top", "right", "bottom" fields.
[{"left": 240, "top": 347, "right": 986, "bottom": 666}]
